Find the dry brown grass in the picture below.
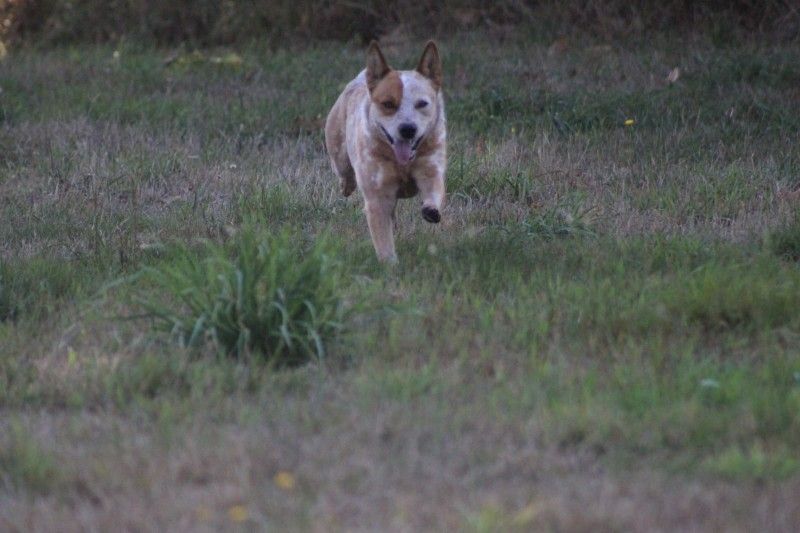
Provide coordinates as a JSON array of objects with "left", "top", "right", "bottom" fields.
[{"left": 3, "top": 395, "right": 800, "bottom": 531}]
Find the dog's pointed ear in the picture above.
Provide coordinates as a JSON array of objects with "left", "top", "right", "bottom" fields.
[
  {"left": 366, "top": 41, "right": 391, "bottom": 92},
  {"left": 416, "top": 40, "right": 442, "bottom": 89}
]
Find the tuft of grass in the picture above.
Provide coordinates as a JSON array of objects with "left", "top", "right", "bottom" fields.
[
  {"left": 662, "top": 261, "right": 800, "bottom": 332},
  {"left": 0, "top": 422, "right": 62, "bottom": 494},
  {"left": 0, "top": 259, "right": 85, "bottom": 322},
  {"left": 768, "top": 217, "right": 800, "bottom": 262},
  {"left": 703, "top": 445, "right": 800, "bottom": 480},
  {"left": 522, "top": 195, "right": 597, "bottom": 240},
  {"left": 100, "top": 351, "right": 274, "bottom": 411},
  {"left": 132, "top": 230, "right": 347, "bottom": 364}
]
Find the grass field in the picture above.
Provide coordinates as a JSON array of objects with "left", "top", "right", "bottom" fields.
[{"left": 2, "top": 27, "right": 800, "bottom": 531}]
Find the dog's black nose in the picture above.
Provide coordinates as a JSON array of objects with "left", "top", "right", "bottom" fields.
[{"left": 398, "top": 123, "right": 417, "bottom": 140}]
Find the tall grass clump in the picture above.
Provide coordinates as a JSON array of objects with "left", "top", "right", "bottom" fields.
[
  {"left": 0, "top": 259, "right": 82, "bottom": 322},
  {"left": 134, "top": 230, "right": 346, "bottom": 365},
  {"left": 522, "top": 199, "right": 597, "bottom": 240},
  {"left": 0, "top": 422, "right": 62, "bottom": 494},
  {"left": 662, "top": 261, "right": 800, "bottom": 332},
  {"left": 768, "top": 217, "right": 800, "bottom": 262}
]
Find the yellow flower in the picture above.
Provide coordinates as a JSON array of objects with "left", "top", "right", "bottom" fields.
[
  {"left": 513, "top": 501, "right": 543, "bottom": 525},
  {"left": 274, "top": 471, "right": 296, "bottom": 490},
  {"left": 67, "top": 347, "right": 78, "bottom": 367},
  {"left": 624, "top": 118, "right": 635, "bottom": 126},
  {"left": 228, "top": 505, "right": 249, "bottom": 522}
]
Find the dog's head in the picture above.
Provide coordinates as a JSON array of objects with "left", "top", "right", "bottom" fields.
[{"left": 365, "top": 40, "right": 443, "bottom": 166}]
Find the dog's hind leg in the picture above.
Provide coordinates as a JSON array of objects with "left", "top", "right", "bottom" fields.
[
  {"left": 324, "top": 140, "right": 357, "bottom": 197},
  {"left": 335, "top": 156, "right": 357, "bottom": 197},
  {"left": 324, "top": 103, "right": 358, "bottom": 197}
]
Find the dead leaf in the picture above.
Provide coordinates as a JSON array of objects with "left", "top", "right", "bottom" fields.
[
  {"left": 667, "top": 67, "right": 680, "bottom": 83},
  {"left": 548, "top": 37, "right": 569, "bottom": 57}
]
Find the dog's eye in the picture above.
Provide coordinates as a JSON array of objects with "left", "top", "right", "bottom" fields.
[
  {"left": 382, "top": 101, "right": 397, "bottom": 111},
  {"left": 415, "top": 100, "right": 429, "bottom": 109}
]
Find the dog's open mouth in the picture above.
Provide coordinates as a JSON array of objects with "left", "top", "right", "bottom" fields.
[{"left": 380, "top": 126, "right": 423, "bottom": 166}]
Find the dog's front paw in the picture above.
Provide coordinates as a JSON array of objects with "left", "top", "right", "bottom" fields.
[
  {"left": 421, "top": 206, "right": 441, "bottom": 224},
  {"left": 378, "top": 252, "right": 398, "bottom": 264}
]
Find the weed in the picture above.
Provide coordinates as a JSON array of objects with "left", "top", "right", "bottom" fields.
[
  {"left": 0, "top": 258, "right": 85, "bottom": 321},
  {"left": 662, "top": 261, "right": 800, "bottom": 332},
  {"left": 768, "top": 216, "right": 800, "bottom": 262},
  {"left": 522, "top": 195, "right": 597, "bottom": 240},
  {"left": 0, "top": 422, "right": 62, "bottom": 494},
  {"left": 132, "top": 230, "right": 346, "bottom": 363},
  {"left": 703, "top": 445, "right": 800, "bottom": 480}
]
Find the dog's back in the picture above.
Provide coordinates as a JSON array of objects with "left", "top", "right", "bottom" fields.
[{"left": 325, "top": 73, "right": 367, "bottom": 198}]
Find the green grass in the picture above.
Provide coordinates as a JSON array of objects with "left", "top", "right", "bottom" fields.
[
  {"left": 769, "top": 215, "right": 800, "bottom": 262},
  {"left": 0, "top": 258, "right": 86, "bottom": 321},
  {"left": 0, "top": 422, "right": 63, "bottom": 494},
  {"left": 703, "top": 445, "right": 800, "bottom": 480},
  {"left": 1, "top": 30, "right": 799, "bottom": 531},
  {"left": 131, "top": 229, "right": 347, "bottom": 362}
]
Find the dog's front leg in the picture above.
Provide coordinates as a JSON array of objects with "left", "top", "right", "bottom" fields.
[
  {"left": 416, "top": 172, "right": 445, "bottom": 224},
  {"left": 364, "top": 193, "right": 399, "bottom": 263}
]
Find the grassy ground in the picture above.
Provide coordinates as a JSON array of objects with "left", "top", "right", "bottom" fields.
[{"left": 1, "top": 28, "right": 800, "bottom": 531}]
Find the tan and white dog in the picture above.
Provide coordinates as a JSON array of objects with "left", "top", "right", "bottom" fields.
[{"left": 325, "top": 40, "right": 446, "bottom": 262}]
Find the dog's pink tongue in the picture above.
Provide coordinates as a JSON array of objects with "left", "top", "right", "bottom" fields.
[{"left": 393, "top": 141, "right": 414, "bottom": 165}]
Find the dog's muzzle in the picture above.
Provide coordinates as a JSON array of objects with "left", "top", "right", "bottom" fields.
[{"left": 381, "top": 125, "right": 423, "bottom": 165}]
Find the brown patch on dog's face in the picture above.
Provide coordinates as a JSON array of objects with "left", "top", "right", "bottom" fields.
[{"left": 370, "top": 71, "right": 403, "bottom": 116}]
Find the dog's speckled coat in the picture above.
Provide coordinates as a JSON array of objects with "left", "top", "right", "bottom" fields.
[{"left": 325, "top": 41, "right": 447, "bottom": 262}]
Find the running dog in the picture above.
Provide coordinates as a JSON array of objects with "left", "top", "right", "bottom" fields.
[{"left": 325, "top": 40, "right": 446, "bottom": 262}]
